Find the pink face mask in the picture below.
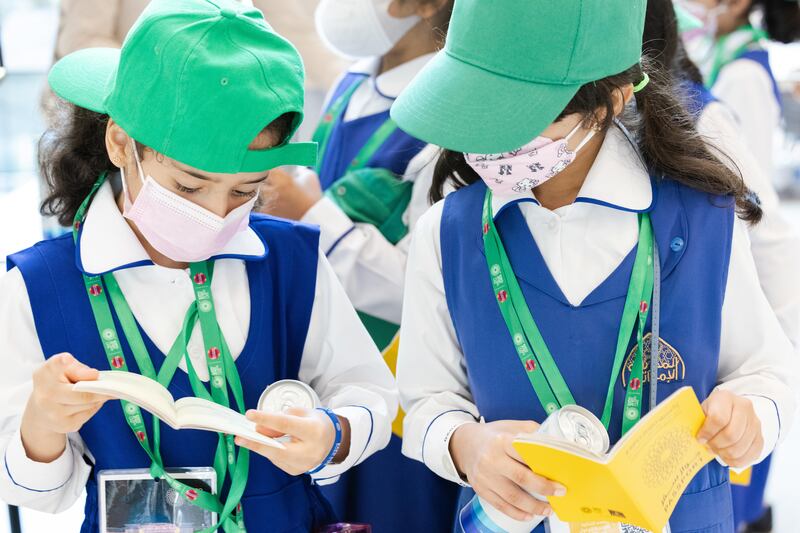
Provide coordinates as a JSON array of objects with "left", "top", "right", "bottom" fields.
[
  {"left": 465, "top": 123, "right": 596, "bottom": 196},
  {"left": 121, "top": 143, "right": 258, "bottom": 263}
]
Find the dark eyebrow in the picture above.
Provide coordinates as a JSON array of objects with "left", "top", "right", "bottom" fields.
[
  {"left": 180, "top": 168, "right": 221, "bottom": 183},
  {"left": 242, "top": 174, "right": 270, "bottom": 185},
  {"left": 177, "top": 168, "right": 268, "bottom": 185}
]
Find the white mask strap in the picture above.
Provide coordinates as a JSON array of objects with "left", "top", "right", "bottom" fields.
[
  {"left": 130, "top": 140, "right": 147, "bottom": 185},
  {"left": 564, "top": 122, "right": 597, "bottom": 153}
]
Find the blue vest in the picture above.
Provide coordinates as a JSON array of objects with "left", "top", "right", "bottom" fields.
[
  {"left": 317, "top": 72, "right": 429, "bottom": 191},
  {"left": 7, "top": 214, "right": 333, "bottom": 533},
  {"left": 441, "top": 180, "right": 736, "bottom": 532}
]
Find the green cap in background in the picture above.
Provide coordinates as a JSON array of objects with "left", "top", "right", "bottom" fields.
[
  {"left": 673, "top": 4, "right": 705, "bottom": 32},
  {"left": 48, "top": 0, "right": 316, "bottom": 173},
  {"left": 391, "top": 0, "right": 647, "bottom": 154}
]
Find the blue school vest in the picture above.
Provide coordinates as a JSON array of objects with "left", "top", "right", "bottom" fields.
[
  {"left": 7, "top": 214, "right": 333, "bottom": 533},
  {"left": 315, "top": 71, "right": 461, "bottom": 532},
  {"left": 441, "top": 180, "right": 736, "bottom": 532},
  {"left": 316, "top": 72, "right": 429, "bottom": 191}
]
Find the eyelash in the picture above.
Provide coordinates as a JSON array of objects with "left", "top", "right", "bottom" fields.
[
  {"left": 176, "top": 183, "right": 256, "bottom": 198},
  {"left": 176, "top": 184, "right": 200, "bottom": 194}
]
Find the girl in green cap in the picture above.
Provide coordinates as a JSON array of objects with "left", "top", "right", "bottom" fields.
[
  {"left": 391, "top": 0, "right": 796, "bottom": 532},
  {"left": 0, "top": 0, "right": 397, "bottom": 531},
  {"left": 679, "top": 0, "right": 800, "bottom": 179},
  {"left": 259, "top": 1, "right": 461, "bottom": 532},
  {"left": 646, "top": 2, "right": 800, "bottom": 531}
]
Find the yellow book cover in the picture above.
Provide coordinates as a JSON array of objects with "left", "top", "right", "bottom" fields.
[{"left": 512, "top": 387, "right": 715, "bottom": 532}]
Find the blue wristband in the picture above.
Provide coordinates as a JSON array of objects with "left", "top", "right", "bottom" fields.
[{"left": 308, "top": 407, "right": 342, "bottom": 474}]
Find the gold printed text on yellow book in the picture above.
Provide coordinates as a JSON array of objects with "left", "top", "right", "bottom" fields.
[{"left": 622, "top": 334, "right": 685, "bottom": 387}]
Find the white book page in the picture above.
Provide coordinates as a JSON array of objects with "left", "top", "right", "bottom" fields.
[
  {"left": 513, "top": 434, "right": 611, "bottom": 463},
  {"left": 174, "top": 397, "right": 285, "bottom": 450},
  {"left": 73, "top": 371, "right": 178, "bottom": 427}
]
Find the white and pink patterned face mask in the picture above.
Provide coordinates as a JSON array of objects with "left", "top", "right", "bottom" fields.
[{"left": 464, "top": 123, "right": 596, "bottom": 196}]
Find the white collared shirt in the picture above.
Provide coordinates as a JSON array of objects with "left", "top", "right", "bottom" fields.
[
  {"left": 301, "top": 53, "right": 439, "bottom": 324},
  {"left": 698, "top": 102, "right": 800, "bottom": 345},
  {"left": 0, "top": 181, "right": 398, "bottom": 512},
  {"left": 710, "top": 28, "right": 781, "bottom": 178},
  {"left": 396, "top": 127, "right": 799, "bottom": 486}
]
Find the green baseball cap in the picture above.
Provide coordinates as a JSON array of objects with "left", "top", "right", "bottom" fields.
[
  {"left": 48, "top": 0, "right": 316, "bottom": 173},
  {"left": 391, "top": 0, "right": 647, "bottom": 154}
]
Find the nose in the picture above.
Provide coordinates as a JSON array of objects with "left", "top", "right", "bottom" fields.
[{"left": 203, "top": 195, "right": 230, "bottom": 219}]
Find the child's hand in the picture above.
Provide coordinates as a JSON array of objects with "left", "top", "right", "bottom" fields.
[
  {"left": 449, "top": 420, "right": 566, "bottom": 521},
  {"left": 235, "top": 408, "right": 350, "bottom": 475},
  {"left": 21, "top": 353, "right": 108, "bottom": 462},
  {"left": 259, "top": 168, "right": 322, "bottom": 220},
  {"left": 698, "top": 389, "right": 764, "bottom": 469}
]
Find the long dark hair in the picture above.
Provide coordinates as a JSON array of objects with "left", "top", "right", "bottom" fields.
[
  {"left": 430, "top": 56, "right": 761, "bottom": 223},
  {"left": 39, "top": 103, "right": 294, "bottom": 227},
  {"left": 643, "top": 0, "right": 704, "bottom": 85},
  {"left": 751, "top": 0, "right": 800, "bottom": 43}
]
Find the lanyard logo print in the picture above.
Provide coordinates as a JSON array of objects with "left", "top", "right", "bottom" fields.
[
  {"left": 73, "top": 173, "right": 250, "bottom": 532},
  {"left": 481, "top": 188, "right": 654, "bottom": 434}
]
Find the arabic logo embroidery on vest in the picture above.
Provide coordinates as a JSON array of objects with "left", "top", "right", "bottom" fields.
[{"left": 621, "top": 333, "right": 686, "bottom": 387}]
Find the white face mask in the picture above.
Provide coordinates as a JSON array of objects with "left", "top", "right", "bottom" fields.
[
  {"left": 677, "top": 0, "right": 728, "bottom": 72},
  {"left": 315, "top": 0, "right": 421, "bottom": 59}
]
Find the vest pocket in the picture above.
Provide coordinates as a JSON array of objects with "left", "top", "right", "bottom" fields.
[{"left": 668, "top": 476, "right": 734, "bottom": 532}]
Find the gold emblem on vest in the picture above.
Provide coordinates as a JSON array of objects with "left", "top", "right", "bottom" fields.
[{"left": 621, "top": 333, "right": 685, "bottom": 387}]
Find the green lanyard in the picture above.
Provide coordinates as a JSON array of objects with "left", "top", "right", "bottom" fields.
[
  {"left": 312, "top": 76, "right": 399, "bottom": 174},
  {"left": 481, "top": 189, "right": 654, "bottom": 435},
  {"left": 708, "top": 25, "right": 770, "bottom": 87},
  {"left": 73, "top": 174, "right": 250, "bottom": 532}
]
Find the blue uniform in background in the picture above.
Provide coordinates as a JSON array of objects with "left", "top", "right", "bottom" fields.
[{"left": 315, "top": 72, "right": 460, "bottom": 533}]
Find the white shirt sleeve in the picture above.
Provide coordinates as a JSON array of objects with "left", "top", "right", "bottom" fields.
[
  {"left": 717, "top": 220, "right": 799, "bottom": 466},
  {"left": 396, "top": 201, "right": 478, "bottom": 486},
  {"left": 0, "top": 268, "right": 93, "bottom": 513},
  {"left": 301, "top": 144, "right": 440, "bottom": 324},
  {"left": 299, "top": 252, "right": 399, "bottom": 485},
  {"left": 699, "top": 103, "right": 800, "bottom": 346},
  {"left": 712, "top": 59, "right": 781, "bottom": 177}
]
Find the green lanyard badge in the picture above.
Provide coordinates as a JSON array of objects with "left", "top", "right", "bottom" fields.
[
  {"left": 312, "top": 77, "right": 400, "bottom": 174},
  {"left": 481, "top": 189, "right": 654, "bottom": 435},
  {"left": 74, "top": 173, "right": 250, "bottom": 532}
]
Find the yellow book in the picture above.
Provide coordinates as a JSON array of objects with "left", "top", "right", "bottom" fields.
[{"left": 512, "top": 387, "right": 715, "bottom": 532}]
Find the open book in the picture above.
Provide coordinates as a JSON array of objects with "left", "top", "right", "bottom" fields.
[
  {"left": 513, "top": 387, "right": 714, "bottom": 532},
  {"left": 74, "top": 371, "right": 284, "bottom": 449}
]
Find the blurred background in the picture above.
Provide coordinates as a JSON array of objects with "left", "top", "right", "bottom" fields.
[{"left": 0, "top": 0, "right": 798, "bottom": 531}]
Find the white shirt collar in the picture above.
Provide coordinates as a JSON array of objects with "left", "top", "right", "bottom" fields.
[
  {"left": 492, "top": 126, "right": 654, "bottom": 217},
  {"left": 348, "top": 53, "right": 436, "bottom": 100},
  {"left": 77, "top": 180, "right": 267, "bottom": 275}
]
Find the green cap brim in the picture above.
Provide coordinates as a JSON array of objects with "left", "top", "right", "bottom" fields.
[
  {"left": 240, "top": 141, "right": 318, "bottom": 172},
  {"left": 391, "top": 51, "right": 582, "bottom": 154},
  {"left": 674, "top": 5, "right": 704, "bottom": 33},
  {"left": 48, "top": 47, "right": 120, "bottom": 114}
]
